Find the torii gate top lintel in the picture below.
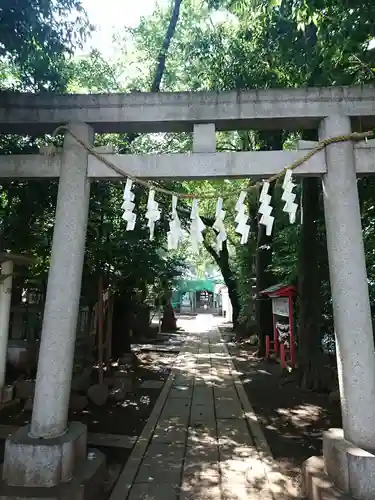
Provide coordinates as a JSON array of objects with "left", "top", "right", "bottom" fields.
[{"left": 0, "top": 84, "right": 375, "bottom": 134}]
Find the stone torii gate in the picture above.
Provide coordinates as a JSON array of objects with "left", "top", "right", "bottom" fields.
[{"left": 0, "top": 87, "right": 375, "bottom": 499}]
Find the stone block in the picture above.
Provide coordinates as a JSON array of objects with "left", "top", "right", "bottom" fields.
[
  {"left": 15, "top": 380, "right": 35, "bottom": 401},
  {"left": 2, "top": 422, "right": 87, "bottom": 488},
  {"left": 134, "top": 443, "right": 184, "bottom": 484},
  {"left": 113, "top": 377, "right": 133, "bottom": 392},
  {"left": 192, "top": 123, "right": 216, "bottom": 153},
  {"left": 153, "top": 418, "right": 187, "bottom": 443},
  {"left": 1, "top": 386, "right": 14, "bottom": 404},
  {"left": 69, "top": 394, "right": 88, "bottom": 412},
  {"left": 71, "top": 368, "right": 92, "bottom": 393},
  {"left": 323, "top": 428, "right": 375, "bottom": 499},
  {"left": 23, "top": 398, "right": 33, "bottom": 411},
  {"left": 323, "top": 429, "right": 349, "bottom": 493},
  {"left": 108, "top": 388, "right": 125, "bottom": 402},
  {"left": 302, "top": 456, "right": 352, "bottom": 500},
  {"left": 0, "top": 448, "right": 106, "bottom": 500},
  {"left": 87, "top": 384, "right": 108, "bottom": 406},
  {"left": 103, "top": 377, "right": 114, "bottom": 387},
  {"left": 128, "top": 483, "right": 180, "bottom": 500},
  {"left": 347, "top": 447, "right": 375, "bottom": 500}
]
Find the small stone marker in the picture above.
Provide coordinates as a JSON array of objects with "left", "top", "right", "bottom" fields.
[
  {"left": 109, "top": 388, "right": 125, "bottom": 401},
  {"left": 119, "top": 353, "right": 133, "bottom": 365},
  {"left": 15, "top": 380, "right": 35, "bottom": 400},
  {"left": 24, "top": 397, "right": 33, "bottom": 411},
  {"left": 87, "top": 384, "right": 109, "bottom": 406},
  {"left": 113, "top": 377, "right": 133, "bottom": 392},
  {"left": 70, "top": 393, "right": 89, "bottom": 411},
  {"left": 71, "top": 367, "right": 92, "bottom": 392},
  {"left": 103, "top": 376, "right": 115, "bottom": 387}
]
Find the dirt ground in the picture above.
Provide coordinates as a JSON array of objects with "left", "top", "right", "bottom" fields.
[
  {"left": 226, "top": 338, "right": 342, "bottom": 488},
  {"left": 0, "top": 341, "right": 179, "bottom": 498}
]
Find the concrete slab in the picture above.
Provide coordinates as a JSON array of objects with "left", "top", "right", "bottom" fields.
[
  {"left": 87, "top": 433, "right": 137, "bottom": 449},
  {"left": 190, "top": 403, "right": 215, "bottom": 426},
  {"left": 135, "top": 443, "right": 185, "bottom": 484},
  {"left": 0, "top": 425, "right": 137, "bottom": 450},
  {"left": 169, "top": 386, "right": 193, "bottom": 398},
  {"left": 128, "top": 483, "right": 180, "bottom": 500},
  {"left": 215, "top": 398, "right": 244, "bottom": 419},
  {"left": 159, "top": 399, "right": 190, "bottom": 421},
  {"left": 153, "top": 419, "right": 188, "bottom": 444}
]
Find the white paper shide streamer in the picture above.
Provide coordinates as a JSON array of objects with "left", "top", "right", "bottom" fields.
[
  {"left": 235, "top": 191, "right": 250, "bottom": 244},
  {"left": 145, "top": 190, "right": 161, "bottom": 240},
  {"left": 213, "top": 197, "right": 227, "bottom": 252},
  {"left": 282, "top": 169, "right": 298, "bottom": 224},
  {"left": 258, "top": 182, "right": 274, "bottom": 236},
  {"left": 121, "top": 178, "right": 136, "bottom": 231},
  {"left": 189, "top": 199, "right": 205, "bottom": 253},
  {"left": 167, "top": 195, "right": 184, "bottom": 250}
]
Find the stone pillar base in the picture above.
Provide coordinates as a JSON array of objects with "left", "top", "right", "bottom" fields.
[
  {"left": 302, "top": 428, "right": 375, "bottom": 500},
  {"left": 0, "top": 422, "right": 106, "bottom": 500}
]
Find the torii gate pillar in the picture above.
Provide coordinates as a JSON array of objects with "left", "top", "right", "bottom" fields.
[
  {"left": 1, "top": 123, "right": 106, "bottom": 499},
  {"left": 304, "top": 115, "right": 375, "bottom": 499}
]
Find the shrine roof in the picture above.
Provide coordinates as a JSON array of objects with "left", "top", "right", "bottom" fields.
[{"left": 260, "top": 283, "right": 296, "bottom": 297}]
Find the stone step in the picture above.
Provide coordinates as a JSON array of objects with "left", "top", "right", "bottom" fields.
[{"left": 302, "top": 456, "right": 352, "bottom": 500}]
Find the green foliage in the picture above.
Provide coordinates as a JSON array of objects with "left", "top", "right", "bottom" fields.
[
  {"left": 0, "top": 0, "right": 91, "bottom": 91},
  {"left": 3, "top": 0, "right": 375, "bottom": 371}
]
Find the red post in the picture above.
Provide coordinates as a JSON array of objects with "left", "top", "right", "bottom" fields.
[
  {"left": 273, "top": 313, "right": 279, "bottom": 353},
  {"left": 288, "top": 295, "right": 295, "bottom": 368},
  {"left": 280, "top": 342, "right": 286, "bottom": 369},
  {"left": 266, "top": 335, "right": 270, "bottom": 358}
]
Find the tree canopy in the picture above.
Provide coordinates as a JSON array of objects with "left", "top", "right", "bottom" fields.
[{"left": 2, "top": 0, "right": 375, "bottom": 384}]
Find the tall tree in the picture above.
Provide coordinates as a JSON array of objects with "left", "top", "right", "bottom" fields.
[{"left": 0, "top": 0, "right": 91, "bottom": 91}]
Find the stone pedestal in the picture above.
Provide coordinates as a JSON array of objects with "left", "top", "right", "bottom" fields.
[
  {"left": 302, "top": 428, "right": 375, "bottom": 500},
  {"left": 0, "top": 422, "right": 106, "bottom": 499}
]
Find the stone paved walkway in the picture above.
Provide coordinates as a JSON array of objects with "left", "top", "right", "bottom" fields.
[{"left": 110, "top": 316, "right": 292, "bottom": 500}]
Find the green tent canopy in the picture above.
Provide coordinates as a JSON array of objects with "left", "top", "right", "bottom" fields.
[{"left": 175, "top": 279, "right": 215, "bottom": 294}]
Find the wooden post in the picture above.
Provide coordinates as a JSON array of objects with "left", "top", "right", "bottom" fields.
[
  {"left": 288, "top": 295, "right": 295, "bottom": 368},
  {"left": 265, "top": 335, "right": 270, "bottom": 358},
  {"left": 280, "top": 343, "right": 286, "bottom": 369},
  {"left": 273, "top": 313, "right": 279, "bottom": 354}
]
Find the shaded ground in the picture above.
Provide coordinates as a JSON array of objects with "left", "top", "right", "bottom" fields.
[
  {"left": 0, "top": 351, "right": 177, "bottom": 434},
  {"left": 226, "top": 337, "right": 342, "bottom": 489},
  {"left": 0, "top": 333, "right": 181, "bottom": 498}
]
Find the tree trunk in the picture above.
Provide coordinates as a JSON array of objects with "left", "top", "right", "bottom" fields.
[
  {"left": 255, "top": 221, "right": 274, "bottom": 356},
  {"left": 203, "top": 239, "right": 240, "bottom": 327},
  {"left": 151, "top": 0, "right": 183, "bottom": 92},
  {"left": 132, "top": 303, "right": 151, "bottom": 339},
  {"left": 297, "top": 176, "right": 330, "bottom": 390},
  {"left": 111, "top": 296, "right": 132, "bottom": 359},
  {"left": 161, "top": 299, "right": 177, "bottom": 331}
]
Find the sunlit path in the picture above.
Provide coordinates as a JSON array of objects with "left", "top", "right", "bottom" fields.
[{"left": 110, "top": 315, "right": 295, "bottom": 500}]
